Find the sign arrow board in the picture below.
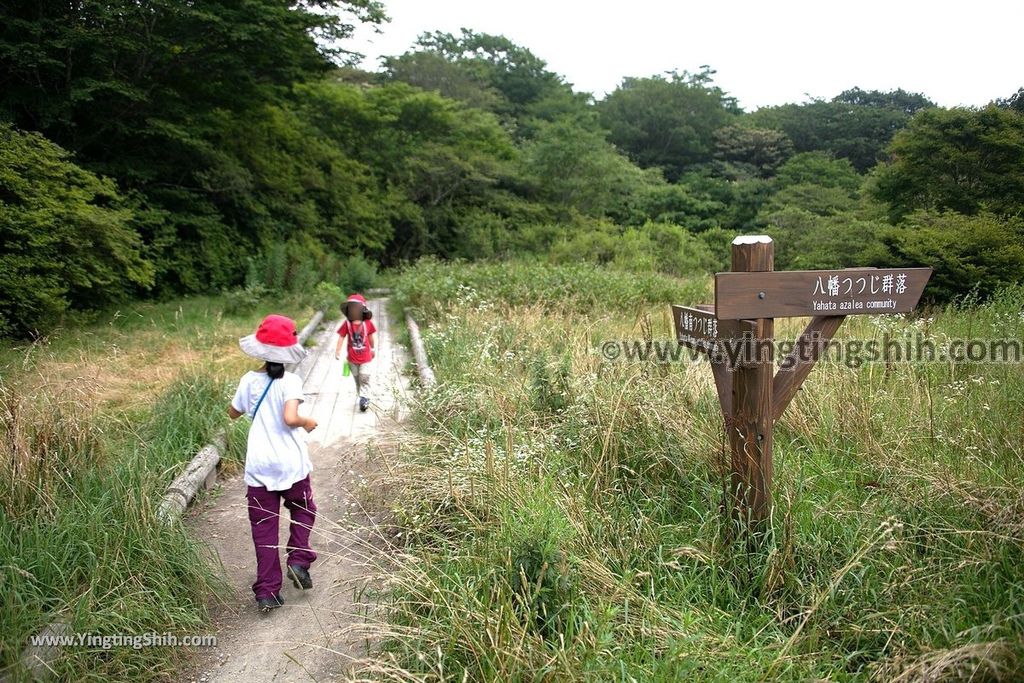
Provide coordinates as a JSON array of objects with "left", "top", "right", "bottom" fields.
[
  {"left": 714, "top": 267, "right": 932, "bottom": 320},
  {"left": 672, "top": 305, "right": 756, "bottom": 352}
]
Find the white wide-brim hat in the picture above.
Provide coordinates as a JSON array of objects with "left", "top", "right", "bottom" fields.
[{"left": 238, "top": 334, "right": 307, "bottom": 364}]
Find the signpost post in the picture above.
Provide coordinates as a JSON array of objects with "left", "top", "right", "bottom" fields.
[{"left": 673, "top": 235, "right": 932, "bottom": 534}]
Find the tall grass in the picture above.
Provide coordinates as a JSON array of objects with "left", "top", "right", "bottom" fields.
[
  {"left": 0, "top": 372, "right": 234, "bottom": 681},
  {"left": 391, "top": 257, "right": 710, "bottom": 324},
  {"left": 359, "top": 265, "right": 1024, "bottom": 681}
]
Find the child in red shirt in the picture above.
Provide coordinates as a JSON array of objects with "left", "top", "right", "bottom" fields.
[{"left": 335, "top": 293, "right": 377, "bottom": 412}]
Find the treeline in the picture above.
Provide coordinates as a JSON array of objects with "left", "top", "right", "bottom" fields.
[{"left": 2, "top": 3, "right": 1023, "bottom": 337}]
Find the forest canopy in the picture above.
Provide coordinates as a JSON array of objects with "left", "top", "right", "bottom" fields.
[{"left": 1, "top": 3, "right": 1022, "bottom": 336}]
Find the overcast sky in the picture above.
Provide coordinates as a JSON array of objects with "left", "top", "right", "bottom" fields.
[{"left": 345, "top": 0, "right": 1022, "bottom": 111}]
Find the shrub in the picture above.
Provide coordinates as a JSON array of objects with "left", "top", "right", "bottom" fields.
[
  {"left": 761, "top": 207, "right": 892, "bottom": 270},
  {"left": 244, "top": 236, "right": 378, "bottom": 299},
  {"left": 775, "top": 151, "right": 862, "bottom": 193},
  {"left": 503, "top": 493, "right": 577, "bottom": 639},
  {"left": 337, "top": 253, "right": 379, "bottom": 294},
  {"left": 883, "top": 210, "right": 1024, "bottom": 302},
  {"left": 529, "top": 350, "right": 572, "bottom": 414},
  {"left": 547, "top": 219, "right": 721, "bottom": 278},
  {"left": 222, "top": 282, "right": 268, "bottom": 316},
  {"left": 311, "top": 281, "right": 344, "bottom": 314}
]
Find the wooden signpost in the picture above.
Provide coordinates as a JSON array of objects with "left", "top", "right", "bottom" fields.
[{"left": 674, "top": 235, "right": 932, "bottom": 532}]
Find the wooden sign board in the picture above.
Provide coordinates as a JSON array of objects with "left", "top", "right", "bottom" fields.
[
  {"left": 669, "top": 236, "right": 931, "bottom": 533},
  {"left": 672, "top": 305, "right": 754, "bottom": 353},
  {"left": 714, "top": 268, "right": 932, "bottom": 320}
]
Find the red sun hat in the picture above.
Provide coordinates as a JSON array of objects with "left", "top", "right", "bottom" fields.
[
  {"left": 255, "top": 314, "right": 299, "bottom": 346},
  {"left": 239, "top": 314, "right": 307, "bottom": 364},
  {"left": 343, "top": 293, "right": 372, "bottom": 321}
]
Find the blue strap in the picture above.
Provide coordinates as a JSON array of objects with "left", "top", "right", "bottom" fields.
[{"left": 251, "top": 378, "right": 274, "bottom": 419}]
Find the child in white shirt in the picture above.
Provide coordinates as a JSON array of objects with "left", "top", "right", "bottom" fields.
[{"left": 228, "top": 314, "right": 318, "bottom": 613}]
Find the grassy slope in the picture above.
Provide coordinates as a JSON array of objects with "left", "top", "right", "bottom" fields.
[
  {"left": 365, "top": 260, "right": 1024, "bottom": 682},
  {"left": 0, "top": 295, "right": 313, "bottom": 680}
]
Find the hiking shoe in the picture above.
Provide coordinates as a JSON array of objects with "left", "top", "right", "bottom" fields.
[
  {"left": 256, "top": 593, "right": 285, "bottom": 613},
  {"left": 287, "top": 564, "right": 313, "bottom": 590},
  {"left": 358, "top": 397, "right": 370, "bottom": 412}
]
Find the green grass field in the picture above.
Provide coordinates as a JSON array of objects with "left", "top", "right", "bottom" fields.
[
  {"left": 362, "top": 260, "right": 1024, "bottom": 681},
  {"left": 3, "top": 263, "right": 1021, "bottom": 682}
]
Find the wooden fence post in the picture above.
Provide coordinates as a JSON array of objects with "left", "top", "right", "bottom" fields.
[{"left": 727, "top": 235, "right": 774, "bottom": 529}]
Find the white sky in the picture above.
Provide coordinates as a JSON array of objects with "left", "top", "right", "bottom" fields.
[{"left": 345, "top": 0, "right": 1023, "bottom": 111}]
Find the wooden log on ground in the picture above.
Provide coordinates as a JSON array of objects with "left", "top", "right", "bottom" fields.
[
  {"left": 405, "top": 313, "right": 436, "bottom": 389},
  {"left": 156, "top": 433, "right": 226, "bottom": 524},
  {"left": 295, "top": 310, "right": 324, "bottom": 351},
  {"left": 0, "top": 621, "right": 71, "bottom": 683}
]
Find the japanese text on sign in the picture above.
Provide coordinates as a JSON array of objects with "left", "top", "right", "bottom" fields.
[{"left": 811, "top": 272, "right": 909, "bottom": 312}]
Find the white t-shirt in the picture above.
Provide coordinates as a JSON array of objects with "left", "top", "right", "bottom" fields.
[{"left": 230, "top": 370, "right": 311, "bottom": 491}]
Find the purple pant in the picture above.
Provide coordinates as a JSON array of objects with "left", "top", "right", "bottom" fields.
[{"left": 246, "top": 474, "right": 317, "bottom": 600}]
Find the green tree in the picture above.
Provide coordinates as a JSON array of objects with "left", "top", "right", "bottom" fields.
[
  {"left": 0, "top": 0, "right": 385, "bottom": 294},
  {"left": 995, "top": 87, "right": 1024, "bottom": 113},
  {"left": 614, "top": 179, "right": 726, "bottom": 231},
  {"left": 882, "top": 210, "right": 1024, "bottom": 301},
  {"left": 764, "top": 184, "right": 858, "bottom": 217},
  {"left": 385, "top": 30, "right": 580, "bottom": 125},
  {"left": 762, "top": 152, "right": 863, "bottom": 217},
  {"left": 519, "top": 118, "right": 653, "bottom": 219},
  {"left": 759, "top": 207, "right": 891, "bottom": 271},
  {"left": 382, "top": 50, "right": 506, "bottom": 112},
  {"left": 774, "top": 152, "right": 862, "bottom": 192},
  {"left": 872, "top": 106, "right": 1024, "bottom": 220},
  {"left": 712, "top": 124, "right": 794, "bottom": 177},
  {"left": 676, "top": 167, "right": 772, "bottom": 233},
  {"left": 0, "top": 124, "right": 153, "bottom": 336},
  {"left": 299, "top": 81, "right": 522, "bottom": 262},
  {"left": 747, "top": 89, "right": 935, "bottom": 172},
  {"left": 0, "top": 0, "right": 383, "bottom": 158},
  {"left": 202, "top": 103, "right": 391, "bottom": 256},
  {"left": 833, "top": 87, "right": 934, "bottom": 115},
  {"left": 598, "top": 68, "right": 739, "bottom": 180}
]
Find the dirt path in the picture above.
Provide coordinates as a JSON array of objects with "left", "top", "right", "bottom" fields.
[{"left": 181, "top": 298, "right": 409, "bottom": 682}]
